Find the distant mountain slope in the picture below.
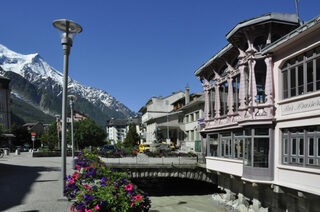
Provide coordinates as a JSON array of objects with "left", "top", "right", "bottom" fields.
[
  {"left": 10, "top": 95, "right": 55, "bottom": 124},
  {"left": 0, "top": 44, "right": 136, "bottom": 126}
]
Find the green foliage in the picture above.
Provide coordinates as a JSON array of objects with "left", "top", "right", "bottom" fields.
[
  {"left": 123, "top": 124, "right": 140, "bottom": 148},
  {"left": 39, "top": 121, "right": 58, "bottom": 150},
  {"left": 10, "top": 124, "right": 32, "bottom": 147},
  {"left": 73, "top": 119, "right": 106, "bottom": 149}
]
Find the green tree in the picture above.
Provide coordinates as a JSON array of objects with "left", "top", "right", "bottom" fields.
[
  {"left": 73, "top": 118, "right": 106, "bottom": 149},
  {"left": 10, "top": 124, "right": 31, "bottom": 147},
  {"left": 40, "top": 121, "right": 58, "bottom": 150},
  {"left": 123, "top": 123, "right": 140, "bottom": 148}
]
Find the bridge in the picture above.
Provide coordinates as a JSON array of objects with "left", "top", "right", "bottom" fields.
[{"left": 100, "top": 154, "right": 217, "bottom": 184}]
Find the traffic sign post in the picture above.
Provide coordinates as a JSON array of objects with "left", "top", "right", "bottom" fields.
[{"left": 31, "top": 132, "right": 36, "bottom": 152}]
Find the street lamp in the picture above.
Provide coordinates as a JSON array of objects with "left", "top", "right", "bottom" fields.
[
  {"left": 53, "top": 19, "right": 82, "bottom": 200},
  {"left": 55, "top": 114, "right": 61, "bottom": 149},
  {"left": 68, "top": 94, "right": 77, "bottom": 169}
]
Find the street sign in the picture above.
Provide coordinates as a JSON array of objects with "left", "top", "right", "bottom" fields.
[{"left": 31, "top": 132, "right": 36, "bottom": 136}]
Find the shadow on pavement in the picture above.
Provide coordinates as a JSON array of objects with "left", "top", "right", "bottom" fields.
[{"left": 0, "top": 163, "right": 60, "bottom": 211}]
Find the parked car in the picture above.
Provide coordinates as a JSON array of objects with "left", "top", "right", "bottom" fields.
[
  {"left": 102, "top": 144, "right": 117, "bottom": 153},
  {"left": 139, "top": 143, "right": 150, "bottom": 153},
  {"left": 22, "top": 146, "right": 29, "bottom": 152},
  {"left": 162, "top": 141, "right": 175, "bottom": 150}
]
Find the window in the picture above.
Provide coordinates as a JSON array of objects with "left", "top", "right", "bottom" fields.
[
  {"left": 219, "top": 82, "right": 228, "bottom": 115},
  {"left": 233, "top": 75, "right": 240, "bottom": 112},
  {"left": 254, "top": 138, "right": 269, "bottom": 167},
  {"left": 212, "top": 128, "right": 270, "bottom": 165},
  {"left": 209, "top": 89, "right": 215, "bottom": 118},
  {"left": 255, "top": 60, "right": 267, "bottom": 103},
  {"left": 195, "top": 111, "right": 200, "bottom": 120},
  {"left": 282, "top": 46, "right": 320, "bottom": 99},
  {"left": 244, "top": 138, "right": 252, "bottom": 166},
  {"left": 282, "top": 126, "right": 320, "bottom": 167}
]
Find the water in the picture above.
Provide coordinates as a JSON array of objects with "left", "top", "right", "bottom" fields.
[{"left": 132, "top": 178, "right": 227, "bottom": 212}]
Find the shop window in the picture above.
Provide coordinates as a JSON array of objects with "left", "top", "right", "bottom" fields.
[
  {"left": 244, "top": 138, "right": 252, "bottom": 166},
  {"left": 234, "top": 138, "right": 244, "bottom": 159},
  {"left": 282, "top": 126, "right": 320, "bottom": 167},
  {"left": 283, "top": 138, "right": 288, "bottom": 164},
  {"left": 253, "top": 138, "right": 269, "bottom": 167},
  {"left": 209, "top": 135, "right": 218, "bottom": 156}
]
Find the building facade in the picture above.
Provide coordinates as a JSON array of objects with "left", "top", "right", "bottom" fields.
[
  {"left": 139, "top": 87, "right": 204, "bottom": 152},
  {"left": 106, "top": 116, "right": 142, "bottom": 144},
  {"left": 195, "top": 13, "right": 320, "bottom": 211},
  {"left": 106, "top": 119, "right": 128, "bottom": 143},
  {"left": 139, "top": 91, "right": 185, "bottom": 143},
  {"left": 0, "top": 75, "right": 11, "bottom": 129}
]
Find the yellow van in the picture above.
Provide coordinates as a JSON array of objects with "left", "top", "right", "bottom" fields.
[{"left": 139, "top": 143, "right": 150, "bottom": 153}]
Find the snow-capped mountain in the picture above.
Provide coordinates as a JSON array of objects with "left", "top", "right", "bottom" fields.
[{"left": 0, "top": 44, "right": 135, "bottom": 125}]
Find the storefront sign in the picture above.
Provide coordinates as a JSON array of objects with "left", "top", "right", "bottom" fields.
[{"left": 281, "top": 96, "right": 320, "bottom": 115}]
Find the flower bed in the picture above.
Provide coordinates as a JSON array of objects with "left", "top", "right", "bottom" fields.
[{"left": 65, "top": 152, "right": 151, "bottom": 212}]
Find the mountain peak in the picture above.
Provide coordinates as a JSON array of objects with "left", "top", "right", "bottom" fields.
[{"left": 0, "top": 43, "right": 136, "bottom": 123}]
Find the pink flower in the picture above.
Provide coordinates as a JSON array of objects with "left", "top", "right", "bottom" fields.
[
  {"left": 69, "top": 179, "right": 74, "bottom": 184},
  {"left": 70, "top": 205, "right": 74, "bottom": 211},
  {"left": 133, "top": 195, "right": 142, "bottom": 201},
  {"left": 95, "top": 205, "right": 100, "bottom": 210},
  {"left": 84, "top": 209, "right": 92, "bottom": 212},
  {"left": 125, "top": 184, "right": 133, "bottom": 191},
  {"left": 84, "top": 184, "right": 91, "bottom": 189}
]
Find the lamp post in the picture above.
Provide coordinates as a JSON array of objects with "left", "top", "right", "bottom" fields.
[
  {"left": 55, "top": 114, "right": 60, "bottom": 149},
  {"left": 68, "top": 94, "right": 77, "bottom": 169},
  {"left": 53, "top": 19, "right": 82, "bottom": 199}
]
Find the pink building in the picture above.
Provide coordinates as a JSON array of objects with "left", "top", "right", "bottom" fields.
[{"left": 195, "top": 13, "right": 320, "bottom": 211}]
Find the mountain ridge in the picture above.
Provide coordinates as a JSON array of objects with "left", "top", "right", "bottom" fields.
[{"left": 0, "top": 44, "right": 136, "bottom": 126}]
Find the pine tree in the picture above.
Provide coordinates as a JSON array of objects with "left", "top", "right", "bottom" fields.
[{"left": 123, "top": 123, "right": 140, "bottom": 147}]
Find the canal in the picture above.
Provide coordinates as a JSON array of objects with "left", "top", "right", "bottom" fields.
[{"left": 132, "top": 178, "right": 227, "bottom": 212}]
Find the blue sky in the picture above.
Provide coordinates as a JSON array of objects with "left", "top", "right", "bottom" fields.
[{"left": 1, "top": 0, "right": 319, "bottom": 112}]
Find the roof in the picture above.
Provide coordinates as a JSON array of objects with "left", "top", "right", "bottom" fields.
[
  {"left": 262, "top": 15, "right": 320, "bottom": 54},
  {"left": 23, "top": 122, "right": 42, "bottom": 127},
  {"left": 171, "top": 92, "right": 203, "bottom": 105},
  {"left": 176, "top": 93, "right": 204, "bottom": 111},
  {"left": 106, "top": 119, "right": 128, "bottom": 127},
  {"left": 194, "top": 12, "right": 299, "bottom": 78},
  {"left": 138, "top": 91, "right": 185, "bottom": 113},
  {"left": 194, "top": 43, "right": 233, "bottom": 77},
  {"left": 226, "top": 12, "right": 298, "bottom": 40}
]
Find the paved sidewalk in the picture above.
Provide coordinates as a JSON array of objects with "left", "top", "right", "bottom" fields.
[{"left": 0, "top": 152, "right": 74, "bottom": 212}]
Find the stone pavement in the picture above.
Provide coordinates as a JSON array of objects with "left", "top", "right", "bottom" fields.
[{"left": 0, "top": 152, "right": 73, "bottom": 212}]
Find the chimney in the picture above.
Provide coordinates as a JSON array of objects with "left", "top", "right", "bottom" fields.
[{"left": 185, "top": 85, "right": 190, "bottom": 104}]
